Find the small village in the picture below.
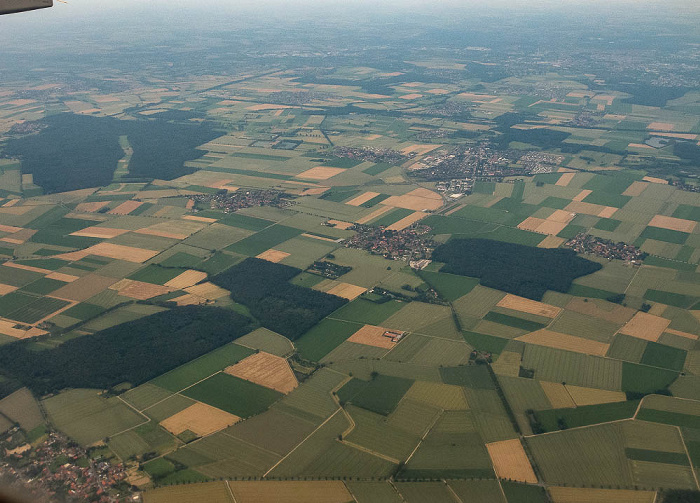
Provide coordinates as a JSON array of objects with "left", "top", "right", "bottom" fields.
[
  {"left": 191, "top": 188, "right": 293, "bottom": 214},
  {"left": 565, "top": 232, "right": 648, "bottom": 263},
  {"left": 331, "top": 146, "right": 413, "bottom": 165},
  {"left": 343, "top": 224, "right": 435, "bottom": 261},
  {"left": 1, "top": 428, "right": 135, "bottom": 503}
]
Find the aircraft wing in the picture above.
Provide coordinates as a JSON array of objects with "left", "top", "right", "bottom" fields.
[{"left": 0, "top": 0, "right": 52, "bottom": 15}]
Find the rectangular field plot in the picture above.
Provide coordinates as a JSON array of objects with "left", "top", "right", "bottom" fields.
[
  {"left": 403, "top": 429, "right": 494, "bottom": 479},
  {"left": 226, "top": 225, "right": 303, "bottom": 256},
  {"left": 43, "top": 389, "right": 146, "bottom": 446},
  {"left": 350, "top": 374, "right": 414, "bottom": 416},
  {"left": 526, "top": 423, "right": 633, "bottom": 487},
  {"left": 295, "top": 318, "right": 361, "bottom": 362},
  {"left": 143, "top": 481, "right": 233, "bottom": 503},
  {"left": 152, "top": 343, "right": 255, "bottom": 392},
  {"left": 182, "top": 373, "right": 283, "bottom": 418},
  {"left": 224, "top": 407, "right": 317, "bottom": 456},
  {"left": 229, "top": 481, "right": 354, "bottom": 503},
  {"left": 522, "top": 345, "right": 622, "bottom": 390}
]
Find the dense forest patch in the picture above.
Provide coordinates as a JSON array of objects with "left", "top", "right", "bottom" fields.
[
  {"left": 0, "top": 306, "right": 255, "bottom": 396},
  {"left": 2, "top": 113, "right": 218, "bottom": 193},
  {"left": 432, "top": 238, "right": 602, "bottom": 301},
  {"left": 211, "top": 258, "right": 348, "bottom": 340}
]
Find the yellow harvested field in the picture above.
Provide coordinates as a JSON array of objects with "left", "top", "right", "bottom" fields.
[
  {"left": 427, "top": 88, "right": 451, "bottom": 95},
  {"left": 628, "top": 143, "right": 655, "bottom": 150},
  {"left": 70, "top": 227, "right": 130, "bottom": 239},
  {"left": 622, "top": 181, "right": 649, "bottom": 197},
  {"left": 538, "top": 236, "right": 566, "bottom": 249},
  {"left": 556, "top": 173, "right": 576, "bottom": 186},
  {"left": 256, "top": 249, "right": 291, "bottom": 263},
  {"left": 75, "top": 201, "right": 110, "bottom": 213},
  {"left": 0, "top": 205, "right": 34, "bottom": 216},
  {"left": 51, "top": 274, "right": 120, "bottom": 302},
  {"left": 383, "top": 188, "right": 443, "bottom": 211},
  {"left": 387, "top": 211, "right": 427, "bottom": 231},
  {"left": 0, "top": 228, "right": 36, "bottom": 244},
  {"left": 182, "top": 215, "right": 218, "bottom": 223},
  {"left": 160, "top": 402, "right": 240, "bottom": 437},
  {"left": 642, "top": 176, "right": 668, "bottom": 185},
  {"left": 565, "top": 201, "right": 608, "bottom": 217},
  {"left": 497, "top": 294, "right": 561, "bottom": 318},
  {"left": 399, "top": 93, "right": 423, "bottom": 100},
  {"left": 4, "top": 262, "right": 53, "bottom": 275},
  {"left": 82, "top": 243, "right": 160, "bottom": 263},
  {"left": 170, "top": 294, "right": 207, "bottom": 306},
  {"left": 653, "top": 132, "right": 699, "bottom": 140},
  {"left": 565, "top": 385, "right": 626, "bottom": 407},
  {"left": 517, "top": 217, "right": 545, "bottom": 232},
  {"left": 108, "top": 200, "right": 144, "bottom": 215},
  {"left": 648, "top": 214, "right": 697, "bottom": 233},
  {"left": 326, "top": 282, "right": 366, "bottom": 300},
  {"left": 400, "top": 144, "right": 441, "bottom": 155},
  {"left": 541, "top": 381, "right": 576, "bottom": 409},
  {"left": 165, "top": 270, "right": 208, "bottom": 290},
  {"left": 0, "top": 224, "right": 24, "bottom": 234},
  {"left": 225, "top": 352, "right": 298, "bottom": 394},
  {"left": 110, "top": 279, "right": 173, "bottom": 300},
  {"left": 516, "top": 330, "right": 609, "bottom": 357},
  {"left": 356, "top": 205, "right": 393, "bottom": 224},
  {"left": 184, "top": 282, "right": 229, "bottom": 300},
  {"left": 229, "top": 481, "right": 354, "bottom": 503},
  {"left": 45, "top": 272, "right": 80, "bottom": 283},
  {"left": 548, "top": 209, "right": 576, "bottom": 224},
  {"left": 534, "top": 220, "right": 569, "bottom": 236},
  {"left": 0, "top": 320, "right": 47, "bottom": 339},
  {"left": 486, "top": 439, "right": 538, "bottom": 483},
  {"left": 2, "top": 199, "right": 20, "bottom": 207},
  {"left": 346, "top": 191, "right": 381, "bottom": 206},
  {"left": 245, "top": 103, "right": 294, "bottom": 111},
  {"left": 647, "top": 122, "right": 674, "bottom": 131},
  {"left": 597, "top": 206, "right": 618, "bottom": 218},
  {"left": 549, "top": 487, "right": 656, "bottom": 503},
  {"left": 0, "top": 284, "right": 18, "bottom": 296},
  {"left": 565, "top": 298, "right": 635, "bottom": 324},
  {"left": 572, "top": 189, "right": 592, "bottom": 202},
  {"left": 296, "top": 166, "right": 347, "bottom": 180},
  {"left": 347, "top": 324, "right": 398, "bottom": 349},
  {"left": 327, "top": 219, "right": 354, "bottom": 230},
  {"left": 298, "top": 187, "right": 329, "bottom": 196},
  {"left": 664, "top": 328, "right": 698, "bottom": 340},
  {"left": 136, "top": 221, "right": 205, "bottom": 240},
  {"left": 364, "top": 134, "right": 382, "bottom": 140},
  {"left": 619, "top": 312, "right": 671, "bottom": 342},
  {"left": 302, "top": 233, "right": 337, "bottom": 243}
]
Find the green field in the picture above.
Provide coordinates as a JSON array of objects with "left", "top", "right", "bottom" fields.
[
  {"left": 182, "top": 373, "right": 283, "bottom": 418},
  {"left": 152, "top": 343, "right": 255, "bottom": 392}
]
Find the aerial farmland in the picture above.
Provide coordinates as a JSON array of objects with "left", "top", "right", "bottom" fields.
[{"left": 0, "top": 1, "right": 699, "bottom": 502}]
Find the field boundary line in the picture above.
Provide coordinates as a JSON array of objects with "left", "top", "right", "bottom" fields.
[
  {"left": 225, "top": 480, "right": 238, "bottom": 503},
  {"left": 342, "top": 481, "right": 360, "bottom": 503},
  {"left": 141, "top": 370, "right": 223, "bottom": 413},
  {"left": 388, "top": 480, "right": 407, "bottom": 502},
  {"left": 677, "top": 425, "right": 700, "bottom": 490},
  {"left": 403, "top": 407, "right": 443, "bottom": 465},
  {"left": 443, "top": 479, "right": 464, "bottom": 503},
  {"left": 522, "top": 417, "right": 634, "bottom": 438},
  {"left": 341, "top": 439, "right": 400, "bottom": 464},
  {"left": 262, "top": 408, "right": 341, "bottom": 477},
  {"left": 220, "top": 430, "right": 283, "bottom": 458}
]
